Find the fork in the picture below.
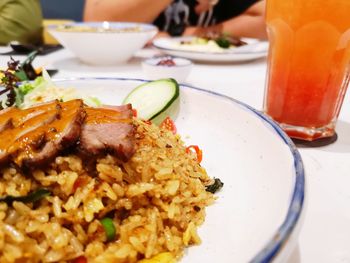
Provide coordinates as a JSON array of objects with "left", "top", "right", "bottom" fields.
[{"left": 197, "top": 0, "right": 219, "bottom": 27}]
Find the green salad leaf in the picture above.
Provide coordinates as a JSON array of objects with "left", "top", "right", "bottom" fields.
[
  {"left": 16, "top": 76, "right": 45, "bottom": 107},
  {"left": 1, "top": 56, "right": 103, "bottom": 109}
]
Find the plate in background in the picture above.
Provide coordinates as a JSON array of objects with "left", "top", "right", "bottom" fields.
[{"left": 153, "top": 37, "right": 268, "bottom": 62}]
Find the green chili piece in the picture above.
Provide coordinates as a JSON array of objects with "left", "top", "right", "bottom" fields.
[
  {"left": 100, "top": 217, "right": 116, "bottom": 242},
  {"left": 0, "top": 188, "right": 51, "bottom": 205}
]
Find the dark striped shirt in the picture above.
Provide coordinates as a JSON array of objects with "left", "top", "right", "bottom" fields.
[{"left": 154, "top": 0, "right": 260, "bottom": 36}]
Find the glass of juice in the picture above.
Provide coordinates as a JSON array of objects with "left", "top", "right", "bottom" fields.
[{"left": 264, "top": 0, "right": 350, "bottom": 141}]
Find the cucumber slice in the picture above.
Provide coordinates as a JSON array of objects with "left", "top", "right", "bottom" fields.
[{"left": 123, "top": 79, "right": 180, "bottom": 124}]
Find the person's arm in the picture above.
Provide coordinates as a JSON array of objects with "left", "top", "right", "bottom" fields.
[
  {"left": 0, "top": 0, "right": 43, "bottom": 45},
  {"left": 184, "top": 0, "right": 267, "bottom": 39},
  {"left": 84, "top": 0, "right": 173, "bottom": 23},
  {"left": 244, "top": 0, "right": 265, "bottom": 16}
]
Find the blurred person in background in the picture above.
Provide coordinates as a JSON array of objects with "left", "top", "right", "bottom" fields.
[
  {"left": 0, "top": 0, "right": 43, "bottom": 45},
  {"left": 84, "top": 0, "right": 267, "bottom": 39}
]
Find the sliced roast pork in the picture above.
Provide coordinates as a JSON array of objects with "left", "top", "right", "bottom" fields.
[
  {"left": 0, "top": 107, "right": 16, "bottom": 132},
  {"left": 14, "top": 99, "right": 86, "bottom": 167},
  {"left": 0, "top": 101, "right": 60, "bottom": 132},
  {"left": 0, "top": 100, "right": 136, "bottom": 168},
  {"left": 79, "top": 104, "right": 135, "bottom": 162},
  {"left": 0, "top": 101, "right": 61, "bottom": 165}
]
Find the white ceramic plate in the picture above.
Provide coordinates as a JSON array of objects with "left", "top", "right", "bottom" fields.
[
  {"left": 153, "top": 37, "right": 268, "bottom": 62},
  {"left": 53, "top": 78, "right": 304, "bottom": 263}
]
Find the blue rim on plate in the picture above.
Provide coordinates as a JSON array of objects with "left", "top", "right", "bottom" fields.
[
  {"left": 54, "top": 77, "right": 305, "bottom": 263},
  {"left": 153, "top": 37, "right": 268, "bottom": 55}
]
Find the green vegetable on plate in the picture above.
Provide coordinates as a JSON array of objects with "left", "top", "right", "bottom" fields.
[
  {"left": 206, "top": 178, "right": 224, "bottom": 194},
  {"left": 0, "top": 188, "right": 51, "bottom": 205},
  {"left": 1, "top": 56, "right": 101, "bottom": 109},
  {"left": 100, "top": 217, "right": 116, "bottom": 242},
  {"left": 215, "top": 37, "right": 231, "bottom": 49},
  {"left": 15, "top": 76, "right": 45, "bottom": 107},
  {"left": 123, "top": 78, "right": 180, "bottom": 125}
]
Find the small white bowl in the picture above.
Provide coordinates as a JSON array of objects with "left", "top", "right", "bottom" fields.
[
  {"left": 142, "top": 56, "right": 192, "bottom": 83},
  {"left": 48, "top": 22, "right": 158, "bottom": 65}
]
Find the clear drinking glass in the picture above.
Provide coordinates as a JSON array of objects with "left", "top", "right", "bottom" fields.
[{"left": 264, "top": 0, "right": 350, "bottom": 141}]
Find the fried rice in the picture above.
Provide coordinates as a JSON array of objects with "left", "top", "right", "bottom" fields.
[{"left": 0, "top": 119, "right": 215, "bottom": 263}]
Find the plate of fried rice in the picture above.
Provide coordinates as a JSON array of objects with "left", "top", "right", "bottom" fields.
[{"left": 0, "top": 78, "right": 304, "bottom": 263}]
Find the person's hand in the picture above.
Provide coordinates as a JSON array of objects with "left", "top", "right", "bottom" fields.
[
  {"left": 183, "top": 26, "right": 205, "bottom": 36},
  {"left": 183, "top": 24, "right": 223, "bottom": 37},
  {"left": 146, "top": 31, "right": 171, "bottom": 46},
  {"left": 195, "top": 0, "right": 219, "bottom": 14},
  {"left": 154, "top": 31, "right": 171, "bottom": 39}
]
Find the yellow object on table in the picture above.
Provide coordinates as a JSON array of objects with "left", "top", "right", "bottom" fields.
[
  {"left": 0, "top": 0, "right": 42, "bottom": 45},
  {"left": 138, "top": 252, "right": 176, "bottom": 263},
  {"left": 43, "top": 19, "right": 74, "bottom": 44}
]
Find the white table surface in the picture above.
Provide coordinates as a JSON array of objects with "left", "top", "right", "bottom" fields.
[{"left": 1, "top": 46, "right": 350, "bottom": 263}]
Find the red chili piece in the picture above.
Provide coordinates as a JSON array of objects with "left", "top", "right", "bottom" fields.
[
  {"left": 143, "top": 120, "right": 152, "bottom": 125},
  {"left": 186, "top": 145, "right": 203, "bottom": 163},
  {"left": 160, "top": 117, "right": 177, "bottom": 134},
  {"left": 72, "top": 256, "right": 87, "bottom": 263}
]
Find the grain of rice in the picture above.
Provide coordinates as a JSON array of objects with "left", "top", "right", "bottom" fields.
[
  {"left": 0, "top": 225, "right": 4, "bottom": 250},
  {"left": 73, "top": 224, "right": 88, "bottom": 243},
  {"left": 84, "top": 198, "right": 104, "bottom": 222},
  {"left": 44, "top": 249, "right": 64, "bottom": 262},
  {"left": 100, "top": 182, "right": 118, "bottom": 201},
  {"left": 51, "top": 196, "right": 62, "bottom": 217},
  {"left": 25, "top": 220, "right": 41, "bottom": 233},
  {"left": 85, "top": 241, "right": 105, "bottom": 258},
  {"left": 3, "top": 224, "right": 24, "bottom": 243},
  {"left": 4, "top": 243, "right": 22, "bottom": 261},
  {"left": 57, "top": 171, "right": 78, "bottom": 195},
  {"left": 165, "top": 180, "right": 180, "bottom": 195},
  {"left": 97, "top": 163, "right": 123, "bottom": 182},
  {"left": 129, "top": 236, "right": 146, "bottom": 254}
]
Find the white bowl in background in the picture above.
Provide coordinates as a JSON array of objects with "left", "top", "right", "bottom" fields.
[
  {"left": 142, "top": 56, "right": 192, "bottom": 83},
  {"left": 48, "top": 22, "right": 158, "bottom": 65}
]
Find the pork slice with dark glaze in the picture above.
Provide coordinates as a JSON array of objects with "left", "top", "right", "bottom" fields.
[
  {"left": 0, "top": 101, "right": 61, "bottom": 165},
  {"left": 0, "top": 107, "right": 16, "bottom": 132},
  {"left": 79, "top": 104, "right": 135, "bottom": 162},
  {"left": 14, "top": 99, "right": 86, "bottom": 167},
  {"left": 0, "top": 101, "right": 60, "bottom": 133}
]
